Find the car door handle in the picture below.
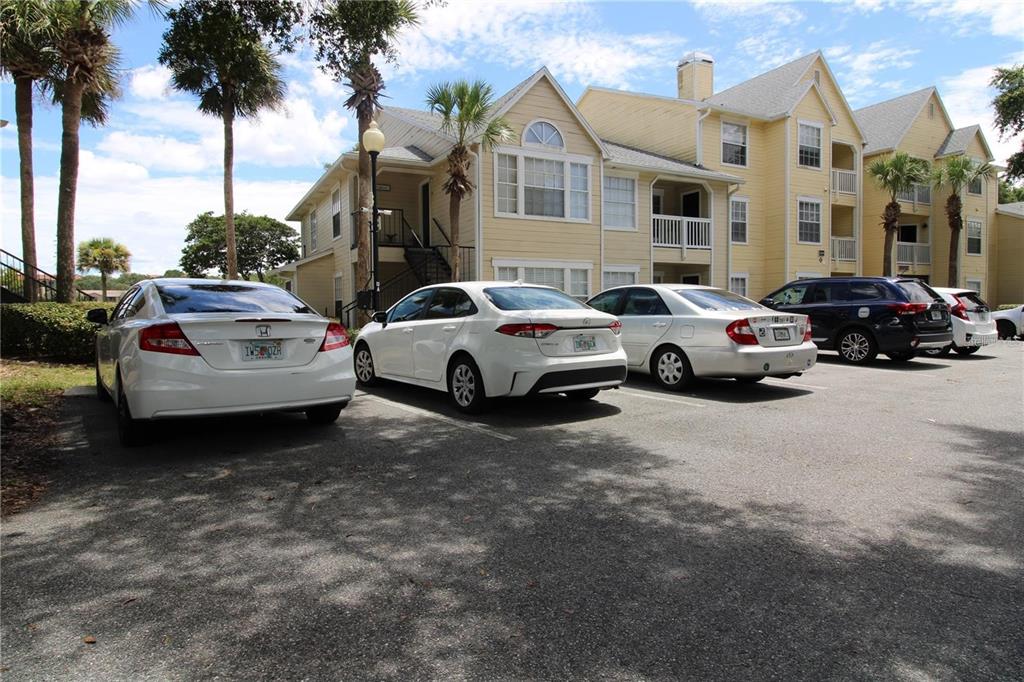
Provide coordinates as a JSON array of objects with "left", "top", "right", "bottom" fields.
[
  {"left": 442, "top": 325, "right": 457, "bottom": 332},
  {"left": 652, "top": 322, "right": 669, "bottom": 328}
]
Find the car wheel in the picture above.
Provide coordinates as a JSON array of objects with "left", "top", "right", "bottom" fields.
[
  {"left": 923, "top": 345, "right": 951, "bottom": 357},
  {"left": 954, "top": 346, "right": 980, "bottom": 356},
  {"left": 734, "top": 375, "right": 765, "bottom": 384},
  {"left": 565, "top": 388, "right": 600, "bottom": 401},
  {"left": 886, "top": 351, "right": 917, "bottom": 362},
  {"left": 652, "top": 346, "right": 694, "bottom": 391},
  {"left": 116, "top": 375, "right": 147, "bottom": 447},
  {"left": 447, "top": 356, "right": 490, "bottom": 414},
  {"left": 354, "top": 343, "right": 378, "bottom": 387},
  {"left": 306, "top": 402, "right": 345, "bottom": 425},
  {"left": 95, "top": 361, "right": 110, "bottom": 401},
  {"left": 836, "top": 329, "right": 877, "bottom": 364},
  {"left": 996, "top": 320, "right": 1016, "bottom": 340}
]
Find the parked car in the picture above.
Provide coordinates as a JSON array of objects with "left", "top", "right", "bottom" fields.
[
  {"left": 353, "top": 282, "right": 627, "bottom": 414},
  {"left": 760, "top": 277, "right": 952, "bottom": 364},
  {"left": 923, "top": 287, "right": 998, "bottom": 356},
  {"left": 992, "top": 304, "right": 1023, "bottom": 340},
  {"left": 89, "top": 279, "right": 355, "bottom": 446},
  {"left": 586, "top": 284, "right": 816, "bottom": 389}
]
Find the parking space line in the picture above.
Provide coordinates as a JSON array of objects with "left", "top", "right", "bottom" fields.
[
  {"left": 762, "top": 378, "right": 830, "bottom": 390},
  {"left": 615, "top": 388, "right": 707, "bottom": 408},
  {"left": 356, "top": 393, "right": 517, "bottom": 442}
]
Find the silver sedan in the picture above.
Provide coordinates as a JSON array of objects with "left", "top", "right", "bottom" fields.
[{"left": 586, "top": 284, "right": 818, "bottom": 389}]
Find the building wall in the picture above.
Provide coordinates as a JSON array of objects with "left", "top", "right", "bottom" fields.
[
  {"left": 577, "top": 89, "right": 698, "bottom": 163},
  {"left": 995, "top": 211, "right": 1024, "bottom": 305},
  {"left": 295, "top": 255, "right": 335, "bottom": 317},
  {"left": 788, "top": 91, "right": 834, "bottom": 280},
  {"left": 603, "top": 170, "right": 655, "bottom": 287}
]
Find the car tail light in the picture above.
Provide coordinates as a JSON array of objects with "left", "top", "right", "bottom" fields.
[
  {"left": 887, "top": 302, "right": 929, "bottom": 315},
  {"left": 495, "top": 323, "right": 559, "bottom": 339},
  {"left": 725, "top": 319, "right": 759, "bottom": 345},
  {"left": 319, "top": 322, "right": 351, "bottom": 351},
  {"left": 950, "top": 297, "right": 969, "bottom": 320},
  {"left": 803, "top": 319, "right": 813, "bottom": 342},
  {"left": 139, "top": 322, "right": 199, "bottom": 356},
  {"left": 608, "top": 320, "right": 622, "bottom": 336}
]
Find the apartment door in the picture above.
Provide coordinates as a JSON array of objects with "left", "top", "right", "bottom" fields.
[
  {"left": 420, "top": 183, "right": 431, "bottom": 247},
  {"left": 681, "top": 191, "right": 701, "bottom": 217}
]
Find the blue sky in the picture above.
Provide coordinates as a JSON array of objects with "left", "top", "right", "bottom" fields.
[{"left": 1, "top": 0, "right": 1022, "bottom": 274}]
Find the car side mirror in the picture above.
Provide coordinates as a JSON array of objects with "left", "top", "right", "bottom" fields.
[
  {"left": 86, "top": 308, "right": 108, "bottom": 325},
  {"left": 372, "top": 311, "right": 388, "bottom": 325}
]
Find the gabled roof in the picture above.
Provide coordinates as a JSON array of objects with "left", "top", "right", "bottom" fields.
[
  {"left": 854, "top": 87, "right": 953, "bottom": 156},
  {"left": 603, "top": 141, "right": 744, "bottom": 184},
  {"left": 935, "top": 124, "right": 994, "bottom": 161},
  {"left": 706, "top": 52, "right": 821, "bottom": 118},
  {"left": 995, "top": 202, "right": 1024, "bottom": 218}
]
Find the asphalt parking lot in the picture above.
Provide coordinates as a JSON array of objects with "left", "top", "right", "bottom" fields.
[{"left": 2, "top": 342, "right": 1022, "bottom": 680}]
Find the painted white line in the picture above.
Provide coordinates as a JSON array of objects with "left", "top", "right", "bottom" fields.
[
  {"left": 616, "top": 388, "right": 707, "bottom": 408},
  {"left": 762, "top": 377, "right": 830, "bottom": 390},
  {"left": 357, "top": 393, "right": 516, "bottom": 442}
]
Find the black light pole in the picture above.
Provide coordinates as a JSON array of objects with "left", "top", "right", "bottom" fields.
[{"left": 362, "top": 120, "right": 386, "bottom": 312}]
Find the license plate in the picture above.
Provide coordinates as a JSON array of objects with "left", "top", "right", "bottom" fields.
[
  {"left": 772, "top": 328, "right": 791, "bottom": 341},
  {"left": 930, "top": 310, "right": 942, "bottom": 320},
  {"left": 573, "top": 334, "right": 597, "bottom": 352},
  {"left": 243, "top": 340, "right": 282, "bottom": 361}
]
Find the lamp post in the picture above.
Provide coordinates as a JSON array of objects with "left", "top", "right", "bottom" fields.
[{"left": 362, "top": 120, "right": 386, "bottom": 312}]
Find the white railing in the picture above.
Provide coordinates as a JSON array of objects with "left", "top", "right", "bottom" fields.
[
  {"left": 896, "top": 241, "right": 931, "bottom": 265},
  {"left": 652, "top": 215, "right": 712, "bottom": 249},
  {"left": 898, "top": 183, "right": 931, "bottom": 205},
  {"left": 831, "top": 168, "right": 857, "bottom": 195},
  {"left": 831, "top": 236, "right": 856, "bottom": 261}
]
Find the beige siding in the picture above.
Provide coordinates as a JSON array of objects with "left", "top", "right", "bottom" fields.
[
  {"left": 577, "top": 89, "right": 698, "bottom": 163},
  {"left": 802, "top": 56, "right": 862, "bottom": 145},
  {"left": 996, "top": 212, "right": 1024, "bottom": 305},
  {"left": 603, "top": 170, "right": 655, "bottom": 285},
  {"left": 295, "top": 255, "right": 335, "bottom": 317},
  {"left": 761, "top": 120, "right": 787, "bottom": 292},
  {"left": 789, "top": 93, "right": 833, "bottom": 280}
]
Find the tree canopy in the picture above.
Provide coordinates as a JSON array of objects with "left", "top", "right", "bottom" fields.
[
  {"left": 991, "top": 64, "right": 1024, "bottom": 183},
  {"left": 180, "top": 212, "right": 299, "bottom": 281}
]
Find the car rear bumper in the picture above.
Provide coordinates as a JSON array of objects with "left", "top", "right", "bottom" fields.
[
  {"left": 687, "top": 341, "right": 818, "bottom": 377},
  {"left": 876, "top": 328, "right": 952, "bottom": 352},
  {"left": 952, "top": 320, "right": 998, "bottom": 347},
  {"left": 124, "top": 349, "right": 356, "bottom": 420},
  {"left": 962, "top": 331, "right": 998, "bottom": 347},
  {"left": 495, "top": 349, "right": 628, "bottom": 397}
]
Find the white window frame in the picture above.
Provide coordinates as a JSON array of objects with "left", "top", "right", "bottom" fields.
[
  {"left": 797, "top": 196, "right": 823, "bottom": 244},
  {"left": 730, "top": 196, "right": 749, "bottom": 244},
  {"left": 602, "top": 172, "right": 638, "bottom": 231},
  {"left": 309, "top": 210, "right": 318, "bottom": 252},
  {"left": 491, "top": 258, "right": 593, "bottom": 298},
  {"left": 966, "top": 219, "right": 983, "bottom": 255},
  {"left": 522, "top": 119, "right": 566, "bottom": 150},
  {"left": 729, "top": 273, "right": 749, "bottom": 297},
  {"left": 721, "top": 119, "right": 749, "bottom": 168},
  {"left": 967, "top": 161, "right": 983, "bottom": 195},
  {"left": 331, "top": 188, "right": 342, "bottom": 240},
  {"left": 333, "top": 273, "right": 343, "bottom": 302},
  {"left": 965, "top": 278, "right": 983, "bottom": 295},
  {"left": 602, "top": 264, "right": 641, "bottom": 289},
  {"left": 797, "top": 120, "right": 824, "bottom": 170},
  {"left": 492, "top": 145, "right": 593, "bottom": 224}
]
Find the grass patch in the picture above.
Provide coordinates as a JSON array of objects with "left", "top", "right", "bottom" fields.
[{"left": 1, "top": 360, "right": 94, "bottom": 408}]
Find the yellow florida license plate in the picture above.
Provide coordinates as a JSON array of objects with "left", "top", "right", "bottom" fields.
[
  {"left": 243, "top": 340, "right": 282, "bottom": 361},
  {"left": 573, "top": 335, "right": 597, "bottom": 352}
]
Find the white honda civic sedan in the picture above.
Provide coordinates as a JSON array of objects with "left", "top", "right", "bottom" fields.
[
  {"left": 586, "top": 284, "right": 817, "bottom": 389},
  {"left": 353, "top": 282, "right": 628, "bottom": 413},
  {"left": 90, "top": 279, "right": 356, "bottom": 446}
]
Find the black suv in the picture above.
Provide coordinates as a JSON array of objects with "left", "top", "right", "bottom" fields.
[{"left": 760, "top": 277, "right": 952, "bottom": 364}]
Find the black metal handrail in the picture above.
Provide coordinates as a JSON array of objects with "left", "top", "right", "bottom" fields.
[
  {"left": 0, "top": 249, "right": 95, "bottom": 302},
  {"left": 428, "top": 219, "right": 475, "bottom": 281}
]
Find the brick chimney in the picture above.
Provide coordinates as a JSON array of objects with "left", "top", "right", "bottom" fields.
[{"left": 677, "top": 51, "right": 714, "bottom": 101}]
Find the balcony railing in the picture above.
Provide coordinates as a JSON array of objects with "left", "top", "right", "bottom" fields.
[
  {"left": 896, "top": 241, "right": 931, "bottom": 266},
  {"left": 831, "top": 168, "right": 857, "bottom": 195},
  {"left": 898, "top": 183, "right": 931, "bottom": 205},
  {"left": 831, "top": 236, "right": 856, "bottom": 261},
  {"left": 652, "top": 215, "right": 712, "bottom": 249}
]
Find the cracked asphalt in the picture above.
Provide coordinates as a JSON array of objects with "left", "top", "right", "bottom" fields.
[{"left": 1, "top": 342, "right": 1022, "bottom": 680}]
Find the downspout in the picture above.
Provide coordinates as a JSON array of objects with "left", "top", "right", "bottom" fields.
[
  {"left": 696, "top": 109, "right": 711, "bottom": 165},
  {"left": 856, "top": 145, "right": 864, "bottom": 275},
  {"left": 784, "top": 119, "right": 791, "bottom": 281},
  {"left": 599, "top": 159, "right": 605, "bottom": 288},
  {"left": 726, "top": 183, "right": 738, "bottom": 291},
  {"left": 649, "top": 176, "right": 659, "bottom": 283},
  {"left": 469, "top": 146, "right": 482, "bottom": 279}
]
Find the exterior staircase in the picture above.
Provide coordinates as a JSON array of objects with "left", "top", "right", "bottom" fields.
[{"left": 1, "top": 249, "right": 95, "bottom": 303}]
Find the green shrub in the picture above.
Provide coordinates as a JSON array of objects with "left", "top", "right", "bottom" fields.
[{"left": 1, "top": 302, "right": 116, "bottom": 362}]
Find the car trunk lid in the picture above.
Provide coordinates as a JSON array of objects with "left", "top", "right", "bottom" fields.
[
  {"left": 171, "top": 314, "right": 328, "bottom": 370},
  {"left": 743, "top": 313, "right": 808, "bottom": 347},
  {"left": 527, "top": 310, "right": 620, "bottom": 358}
]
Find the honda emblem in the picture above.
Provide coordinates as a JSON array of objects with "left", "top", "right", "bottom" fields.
[{"left": 256, "top": 324, "right": 271, "bottom": 337}]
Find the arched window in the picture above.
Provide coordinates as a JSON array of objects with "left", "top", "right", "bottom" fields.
[{"left": 524, "top": 121, "right": 564, "bottom": 149}]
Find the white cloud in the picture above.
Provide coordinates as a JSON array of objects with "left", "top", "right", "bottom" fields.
[
  {"left": 97, "top": 131, "right": 209, "bottom": 173},
  {"left": 939, "top": 56, "right": 1024, "bottom": 168},
  {"left": 825, "top": 41, "right": 919, "bottom": 103},
  {"left": 844, "top": 0, "right": 1024, "bottom": 39},
  {"left": 689, "top": 0, "right": 805, "bottom": 26},
  {"left": 129, "top": 64, "right": 173, "bottom": 100}
]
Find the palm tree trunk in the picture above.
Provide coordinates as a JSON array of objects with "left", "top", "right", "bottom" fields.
[
  {"left": 15, "top": 76, "right": 38, "bottom": 302},
  {"left": 881, "top": 200, "right": 899, "bottom": 278},
  {"left": 223, "top": 102, "right": 238, "bottom": 280},
  {"left": 56, "top": 79, "right": 85, "bottom": 303},
  {"left": 101, "top": 271, "right": 107, "bottom": 301},
  {"left": 356, "top": 109, "right": 372, "bottom": 323},
  {"left": 449, "top": 192, "right": 461, "bottom": 281},
  {"left": 946, "top": 193, "right": 962, "bottom": 287},
  {"left": 882, "top": 228, "right": 895, "bottom": 278}
]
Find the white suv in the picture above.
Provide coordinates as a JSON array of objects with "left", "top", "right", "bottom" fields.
[{"left": 926, "top": 287, "right": 998, "bottom": 356}]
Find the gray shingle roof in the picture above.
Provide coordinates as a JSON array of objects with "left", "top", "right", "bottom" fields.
[
  {"left": 936, "top": 125, "right": 981, "bottom": 158},
  {"left": 995, "top": 201, "right": 1024, "bottom": 217},
  {"left": 378, "top": 145, "right": 434, "bottom": 162},
  {"left": 705, "top": 52, "right": 820, "bottom": 118},
  {"left": 853, "top": 87, "right": 933, "bottom": 156},
  {"left": 603, "top": 141, "right": 743, "bottom": 182},
  {"left": 385, "top": 106, "right": 447, "bottom": 135}
]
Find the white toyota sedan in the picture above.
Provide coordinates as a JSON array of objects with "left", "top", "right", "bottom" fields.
[
  {"left": 586, "top": 284, "right": 817, "bottom": 389},
  {"left": 89, "top": 279, "right": 356, "bottom": 446},
  {"left": 353, "top": 282, "right": 627, "bottom": 413},
  {"left": 925, "top": 287, "right": 998, "bottom": 356}
]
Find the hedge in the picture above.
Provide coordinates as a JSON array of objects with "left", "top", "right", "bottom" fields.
[{"left": 1, "top": 302, "right": 116, "bottom": 362}]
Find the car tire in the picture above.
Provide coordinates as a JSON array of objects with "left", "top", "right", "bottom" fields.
[
  {"left": 651, "top": 346, "right": 694, "bottom": 391},
  {"left": 116, "top": 374, "right": 147, "bottom": 447},
  {"left": 447, "top": 356, "right": 490, "bottom": 414},
  {"left": 923, "top": 345, "right": 951, "bottom": 357},
  {"left": 306, "top": 402, "right": 345, "bottom": 425},
  {"left": 354, "top": 343, "right": 378, "bottom": 387},
  {"left": 954, "top": 346, "right": 980, "bottom": 356},
  {"left": 836, "top": 329, "right": 877, "bottom": 364},
  {"left": 996, "top": 320, "right": 1016, "bottom": 340},
  {"left": 95, "top": 361, "right": 110, "bottom": 401},
  {"left": 734, "top": 375, "right": 765, "bottom": 384},
  {"left": 886, "top": 351, "right": 917, "bottom": 362},
  {"left": 565, "top": 388, "right": 601, "bottom": 401}
]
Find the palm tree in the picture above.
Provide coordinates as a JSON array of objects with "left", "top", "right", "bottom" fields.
[
  {"left": 77, "top": 237, "right": 130, "bottom": 300},
  {"left": 159, "top": 0, "right": 299, "bottom": 281},
  {"left": 426, "top": 80, "right": 513, "bottom": 280},
  {"left": 308, "top": 0, "right": 418, "bottom": 317},
  {"left": 931, "top": 156, "right": 995, "bottom": 286},
  {"left": 866, "top": 152, "right": 930, "bottom": 277},
  {"left": 0, "top": 0, "right": 57, "bottom": 301}
]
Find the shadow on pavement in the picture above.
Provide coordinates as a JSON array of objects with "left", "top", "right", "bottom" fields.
[
  {"left": 623, "top": 374, "right": 814, "bottom": 403},
  {"left": 0, "top": 395, "right": 1020, "bottom": 679},
  {"left": 815, "top": 354, "right": 954, "bottom": 371}
]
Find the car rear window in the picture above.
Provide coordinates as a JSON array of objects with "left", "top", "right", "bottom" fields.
[
  {"left": 673, "top": 288, "right": 764, "bottom": 311},
  {"left": 955, "top": 292, "right": 989, "bottom": 311},
  {"left": 156, "top": 284, "right": 315, "bottom": 314},
  {"left": 896, "top": 280, "right": 944, "bottom": 304},
  {"left": 484, "top": 287, "right": 588, "bottom": 311}
]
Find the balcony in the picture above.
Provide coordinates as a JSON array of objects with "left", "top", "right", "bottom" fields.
[
  {"left": 898, "top": 183, "right": 931, "bottom": 205},
  {"left": 830, "top": 236, "right": 856, "bottom": 261},
  {"left": 896, "top": 241, "right": 931, "bottom": 266},
  {"left": 652, "top": 215, "right": 712, "bottom": 249},
  {"left": 831, "top": 169, "right": 857, "bottom": 195}
]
